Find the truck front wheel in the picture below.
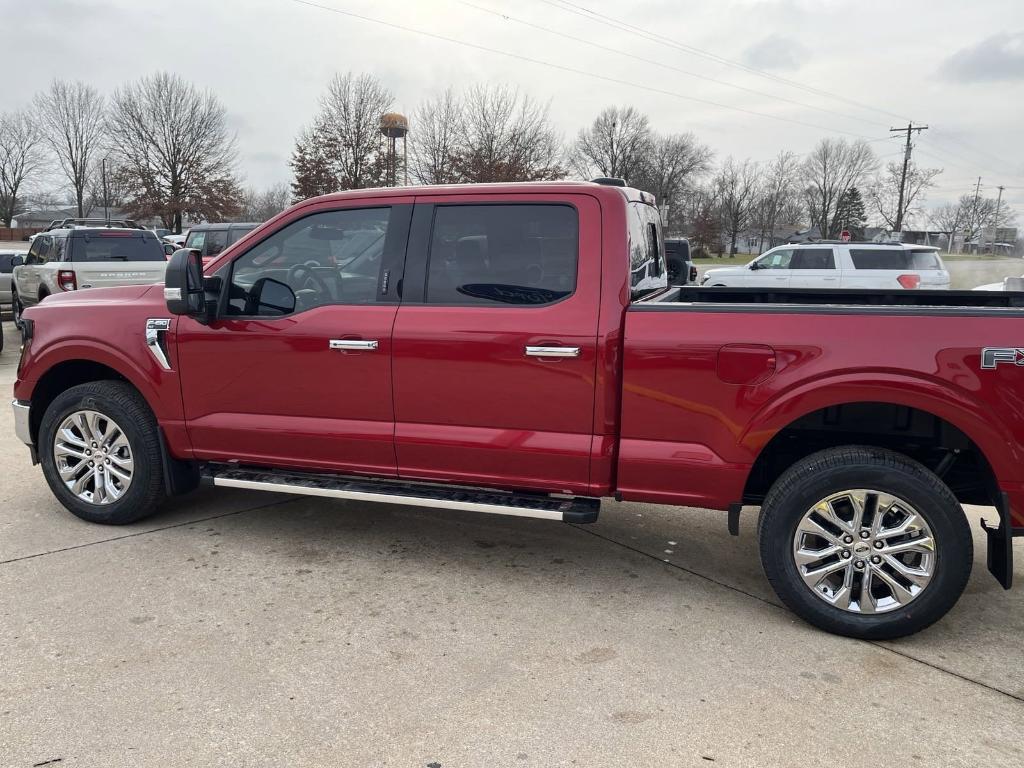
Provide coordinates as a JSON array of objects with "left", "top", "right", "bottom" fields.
[
  {"left": 758, "top": 446, "right": 972, "bottom": 639},
  {"left": 39, "top": 381, "right": 166, "bottom": 525}
]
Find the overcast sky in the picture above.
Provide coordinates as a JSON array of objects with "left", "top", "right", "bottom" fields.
[{"left": 6, "top": 0, "right": 1024, "bottom": 217}]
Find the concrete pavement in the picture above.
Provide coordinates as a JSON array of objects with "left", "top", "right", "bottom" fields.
[{"left": 1, "top": 321, "right": 1021, "bottom": 767}]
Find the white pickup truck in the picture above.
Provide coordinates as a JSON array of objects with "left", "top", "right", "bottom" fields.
[{"left": 11, "top": 224, "right": 168, "bottom": 326}]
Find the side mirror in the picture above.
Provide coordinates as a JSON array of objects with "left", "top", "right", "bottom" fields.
[
  {"left": 11, "top": 255, "right": 24, "bottom": 267},
  {"left": 248, "top": 277, "right": 295, "bottom": 316},
  {"left": 165, "top": 248, "right": 207, "bottom": 318},
  {"left": 749, "top": 261, "right": 760, "bottom": 270},
  {"left": 163, "top": 242, "right": 176, "bottom": 257}
]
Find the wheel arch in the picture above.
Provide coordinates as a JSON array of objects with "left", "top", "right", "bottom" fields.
[
  {"left": 24, "top": 347, "right": 169, "bottom": 447},
  {"left": 743, "top": 398, "right": 1001, "bottom": 508}
]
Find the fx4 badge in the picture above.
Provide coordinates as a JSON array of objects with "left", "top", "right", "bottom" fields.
[{"left": 981, "top": 347, "right": 1024, "bottom": 369}]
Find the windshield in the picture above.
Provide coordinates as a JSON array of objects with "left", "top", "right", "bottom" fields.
[{"left": 70, "top": 232, "right": 166, "bottom": 262}]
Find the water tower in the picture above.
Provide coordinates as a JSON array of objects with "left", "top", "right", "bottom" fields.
[{"left": 380, "top": 112, "right": 409, "bottom": 187}]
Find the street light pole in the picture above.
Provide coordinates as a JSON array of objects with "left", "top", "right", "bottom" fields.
[{"left": 102, "top": 158, "right": 110, "bottom": 226}]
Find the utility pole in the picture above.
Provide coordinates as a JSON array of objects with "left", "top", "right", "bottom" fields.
[
  {"left": 101, "top": 158, "right": 109, "bottom": 226},
  {"left": 994, "top": 185, "right": 1005, "bottom": 244},
  {"left": 889, "top": 122, "right": 929, "bottom": 233}
]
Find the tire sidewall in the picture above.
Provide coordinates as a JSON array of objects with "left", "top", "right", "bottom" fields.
[
  {"left": 39, "top": 386, "right": 159, "bottom": 524},
  {"left": 761, "top": 456, "right": 972, "bottom": 639}
]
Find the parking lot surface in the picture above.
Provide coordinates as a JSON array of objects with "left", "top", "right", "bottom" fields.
[{"left": 1, "top": 321, "right": 1022, "bottom": 767}]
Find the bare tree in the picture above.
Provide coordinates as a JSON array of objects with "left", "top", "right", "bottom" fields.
[
  {"left": 237, "top": 182, "right": 292, "bottom": 222},
  {"left": 320, "top": 73, "right": 394, "bottom": 189},
  {"left": 683, "top": 185, "right": 722, "bottom": 256},
  {"left": 752, "top": 151, "right": 802, "bottom": 251},
  {"left": 867, "top": 161, "right": 942, "bottom": 231},
  {"left": 714, "top": 157, "right": 760, "bottom": 256},
  {"left": 33, "top": 80, "right": 107, "bottom": 217},
  {"left": 632, "top": 132, "right": 713, "bottom": 225},
  {"left": 802, "top": 138, "right": 877, "bottom": 238},
  {"left": 451, "top": 85, "right": 563, "bottom": 183},
  {"left": 570, "top": 106, "right": 651, "bottom": 183},
  {"left": 929, "top": 202, "right": 965, "bottom": 253},
  {"left": 409, "top": 88, "right": 461, "bottom": 185},
  {"left": 107, "top": 72, "right": 242, "bottom": 232},
  {"left": 0, "top": 109, "right": 47, "bottom": 225}
]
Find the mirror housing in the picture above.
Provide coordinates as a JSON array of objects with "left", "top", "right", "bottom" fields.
[
  {"left": 163, "top": 242, "right": 176, "bottom": 257},
  {"left": 165, "top": 248, "right": 207, "bottom": 318},
  {"left": 749, "top": 261, "right": 760, "bottom": 270},
  {"left": 11, "top": 254, "right": 24, "bottom": 267}
]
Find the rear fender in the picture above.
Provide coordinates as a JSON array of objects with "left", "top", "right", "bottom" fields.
[{"left": 741, "top": 372, "right": 1021, "bottom": 485}]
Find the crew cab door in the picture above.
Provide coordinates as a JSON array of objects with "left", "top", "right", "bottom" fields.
[
  {"left": 176, "top": 199, "right": 412, "bottom": 476},
  {"left": 391, "top": 195, "right": 600, "bottom": 494},
  {"left": 748, "top": 248, "right": 793, "bottom": 287},
  {"left": 788, "top": 247, "right": 839, "bottom": 287}
]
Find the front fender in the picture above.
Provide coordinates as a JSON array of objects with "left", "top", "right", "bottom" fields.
[{"left": 15, "top": 334, "right": 184, "bottom": 423}]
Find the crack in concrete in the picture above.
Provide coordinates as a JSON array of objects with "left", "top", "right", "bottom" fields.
[
  {"left": 570, "top": 523, "right": 1024, "bottom": 705},
  {"left": 0, "top": 496, "right": 299, "bottom": 566}
]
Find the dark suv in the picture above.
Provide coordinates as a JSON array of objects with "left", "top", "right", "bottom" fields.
[
  {"left": 664, "top": 238, "right": 698, "bottom": 285},
  {"left": 184, "top": 222, "right": 259, "bottom": 259}
]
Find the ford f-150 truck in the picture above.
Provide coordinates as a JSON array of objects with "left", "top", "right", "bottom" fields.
[{"left": 10, "top": 180, "right": 1024, "bottom": 639}]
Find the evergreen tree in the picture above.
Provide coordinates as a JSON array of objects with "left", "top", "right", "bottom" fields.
[
  {"left": 289, "top": 123, "right": 337, "bottom": 203},
  {"left": 835, "top": 186, "right": 867, "bottom": 239}
]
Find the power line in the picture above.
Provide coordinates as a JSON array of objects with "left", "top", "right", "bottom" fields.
[
  {"left": 459, "top": 0, "right": 887, "bottom": 130},
  {"left": 288, "top": 0, "right": 878, "bottom": 139},
  {"left": 535, "top": 0, "right": 912, "bottom": 125}
]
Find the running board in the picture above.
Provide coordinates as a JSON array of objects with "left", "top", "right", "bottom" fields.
[{"left": 206, "top": 466, "right": 600, "bottom": 523}]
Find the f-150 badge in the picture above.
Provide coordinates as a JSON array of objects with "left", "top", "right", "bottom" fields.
[{"left": 981, "top": 348, "right": 1024, "bottom": 368}]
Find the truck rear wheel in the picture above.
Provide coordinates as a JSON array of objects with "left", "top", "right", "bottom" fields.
[
  {"left": 39, "top": 381, "right": 166, "bottom": 525},
  {"left": 758, "top": 446, "right": 972, "bottom": 639}
]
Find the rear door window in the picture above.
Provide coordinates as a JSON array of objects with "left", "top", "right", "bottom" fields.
[
  {"left": 205, "top": 229, "right": 228, "bottom": 256},
  {"left": 228, "top": 226, "right": 256, "bottom": 245},
  {"left": 70, "top": 232, "right": 167, "bottom": 262},
  {"left": 790, "top": 248, "right": 836, "bottom": 269},
  {"left": 425, "top": 204, "right": 578, "bottom": 306}
]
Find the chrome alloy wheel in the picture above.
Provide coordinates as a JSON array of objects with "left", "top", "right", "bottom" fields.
[
  {"left": 792, "top": 490, "right": 936, "bottom": 614},
  {"left": 53, "top": 410, "right": 134, "bottom": 505}
]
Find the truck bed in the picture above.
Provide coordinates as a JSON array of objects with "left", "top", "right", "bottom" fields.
[{"left": 644, "top": 286, "right": 1024, "bottom": 311}]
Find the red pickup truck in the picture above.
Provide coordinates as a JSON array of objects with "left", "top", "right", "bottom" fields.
[{"left": 11, "top": 180, "right": 1023, "bottom": 639}]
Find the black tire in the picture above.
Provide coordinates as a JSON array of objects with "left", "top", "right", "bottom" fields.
[
  {"left": 758, "top": 446, "right": 972, "bottom": 639},
  {"left": 39, "top": 381, "right": 166, "bottom": 525}
]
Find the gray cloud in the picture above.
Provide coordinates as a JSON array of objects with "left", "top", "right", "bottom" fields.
[
  {"left": 741, "top": 35, "right": 809, "bottom": 72},
  {"left": 939, "top": 32, "right": 1024, "bottom": 82}
]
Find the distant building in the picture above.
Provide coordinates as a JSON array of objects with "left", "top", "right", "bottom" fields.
[{"left": 12, "top": 206, "right": 163, "bottom": 229}]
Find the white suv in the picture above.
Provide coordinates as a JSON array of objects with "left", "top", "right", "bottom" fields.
[{"left": 701, "top": 243, "right": 950, "bottom": 290}]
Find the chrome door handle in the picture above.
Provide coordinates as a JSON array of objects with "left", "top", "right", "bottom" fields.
[
  {"left": 525, "top": 346, "right": 580, "bottom": 358},
  {"left": 329, "top": 339, "right": 378, "bottom": 351}
]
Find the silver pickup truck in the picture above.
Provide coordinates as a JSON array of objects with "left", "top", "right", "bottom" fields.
[{"left": 11, "top": 224, "right": 168, "bottom": 325}]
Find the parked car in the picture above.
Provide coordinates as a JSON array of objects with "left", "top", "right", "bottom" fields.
[
  {"left": 163, "top": 233, "right": 188, "bottom": 247},
  {"left": 184, "top": 222, "right": 258, "bottom": 259},
  {"left": 10, "top": 181, "right": 1023, "bottom": 640},
  {"left": 0, "top": 250, "right": 21, "bottom": 307},
  {"left": 11, "top": 224, "right": 168, "bottom": 327},
  {"left": 974, "top": 275, "right": 1024, "bottom": 291},
  {"left": 665, "top": 237, "right": 698, "bottom": 285},
  {"left": 701, "top": 242, "right": 950, "bottom": 290}
]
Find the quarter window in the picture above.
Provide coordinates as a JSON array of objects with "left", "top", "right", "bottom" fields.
[
  {"left": 227, "top": 207, "right": 392, "bottom": 316},
  {"left": 425, "top": 204, "right": 578, "bottom": 306}
]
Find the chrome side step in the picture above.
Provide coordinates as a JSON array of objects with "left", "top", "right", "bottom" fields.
[{"left": 206, "top": 466, "right": 600, "bottom": 523}]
